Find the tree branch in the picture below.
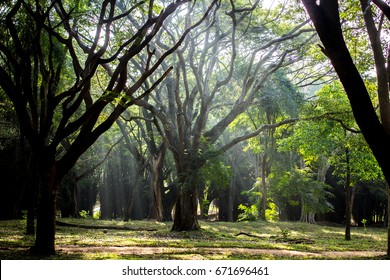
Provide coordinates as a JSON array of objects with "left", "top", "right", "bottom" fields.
[
  {"left": 215, "top": 118, "right": 299, "bottom": 155},
  {"left": 372, "top": 0, "right": 390, "bottom": 21}
]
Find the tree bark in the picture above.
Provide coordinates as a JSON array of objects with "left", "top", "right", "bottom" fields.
[
  {"left": 171, "top": 153, "right": 201, "bottom": 231},
  {"left": 30, "top": 149, "right": 58, "bottom": 255},
  {"left": 150, "top": 145, "right": 166, "bottom": 222},
  {"left": 171, "top": 178, "right": 200, "bottom": 231}
]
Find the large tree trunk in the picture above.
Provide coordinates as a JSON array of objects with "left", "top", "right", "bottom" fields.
[
  {"left": 171, "top": 168, "right": 200, "bottom": 231},
  {"left": 150, "top": 145, "right": 166, "bottom": 222},
  {"left": 31, "top": 149, "right": 59, "bottom": 255},
  {"left": 172, "top": 186, "right": 199, "bottom": 231}
]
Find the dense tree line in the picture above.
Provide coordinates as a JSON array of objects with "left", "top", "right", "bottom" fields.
[{"left": 0, "top": 0, "right": 388, "bottom": 257}]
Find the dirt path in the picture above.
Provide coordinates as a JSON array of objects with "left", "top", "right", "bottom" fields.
[{"left": 56, "top": 245, "right": 386, "bottom": 259}]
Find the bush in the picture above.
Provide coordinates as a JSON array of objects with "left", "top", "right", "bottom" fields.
[
  {"left": 79, "top": 210, "right": 89, "bottom": 219},
  {"left": 93, "top": 211, "right": 101, "bottom": 220},
  {"left": 237, "top": 204, "right": 259, "bottom": 221},
  {"left": 265, "top": 202, "right": 279, "bottom": 222}
]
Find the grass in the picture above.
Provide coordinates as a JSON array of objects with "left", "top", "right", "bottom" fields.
[{"left": 0, "top": 218, "right": 388, "bottom": 260}]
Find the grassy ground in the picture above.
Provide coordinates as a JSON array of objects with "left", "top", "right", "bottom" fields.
[{"left": 0, "top": 218, "right": 388, "bottom": 260}]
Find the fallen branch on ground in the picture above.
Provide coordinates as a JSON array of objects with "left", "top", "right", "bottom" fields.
[{"left": 235, "top": 232, "right": 263, "bottom": 238}]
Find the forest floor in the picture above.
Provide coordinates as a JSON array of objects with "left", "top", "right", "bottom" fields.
[{"left": 0, "top": 219, "right": 388, "bottom": 260}]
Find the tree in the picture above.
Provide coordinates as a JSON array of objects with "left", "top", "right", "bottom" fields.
[
  {"left": 271, "top": 166, "right": 334, "bottom": 223},
  {"left": 0, "top": 0, "right": 206, "bottom": 255},
  {"left": 279, "top": 81, "right": 382, "bottom": 232},
  {"left": 136, "top": 0, "right": 312, "bottom": 231},
  {"left": 300, "top": 0, "right": 390, "bottom": 257},
  {"left": 241, "top": 69, "right": 304, "bottom": 219}
]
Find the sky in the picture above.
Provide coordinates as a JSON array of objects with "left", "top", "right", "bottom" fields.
[{"left": 262, "top": 0, "right": 282, "bottom": 8}]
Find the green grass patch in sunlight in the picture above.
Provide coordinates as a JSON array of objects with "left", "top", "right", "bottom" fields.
[{"left": 0, "top": 219, "right": 387, "bottom": 260}]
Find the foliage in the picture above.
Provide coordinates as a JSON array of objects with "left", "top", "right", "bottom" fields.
[
  {"left": 0, "top": 90, "right": 18, "bottom": 150},
  {"left": 265, "top": 201, "right": 279, "bottom": 222},
  {"left": 20, "top": 210, "right": 27, "bottom": 229},
  {"left": 270, "top": 167, "right": 334, "bottom": 215},
  {"left": 361, "top": 219, "right": 368, "bottom": 232},
  {"left": 79, "top": 210, "right": 90, "bottom": 219},
  {"left": 200, "top": 155, "right": 232, "bottom": 193},
  {"left": 278, "top": 227, "right": 291, "bottom": 239},
  {"left": 240, "top": 178, "right": 261, "bottom": 201},
  {"left": 93, "top": 211, "right": 101, "bottom": 220},
  {"left": 237, "top": 204, "right": 259, "bottom": 222},
  {"left": 279, "top": 81, "right": 382, "bottom": 184}
]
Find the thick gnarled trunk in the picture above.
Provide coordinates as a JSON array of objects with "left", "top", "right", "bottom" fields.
[
  {"left": 172, "top": 183, "right": 199, "bottom": 231},
  {"left": 31, "top": 149, "right": 59, "bottom": 255},
  {"left": 171, "top": 164, "right": 200, "bottom": 231}
]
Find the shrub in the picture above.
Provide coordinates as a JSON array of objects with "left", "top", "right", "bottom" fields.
[
  {"left": 237, "top": 204, "right": 259, "bottom": 221},
  {"left": 93, "top": 211, "right": 101, "bottom": 220},
  {"left": 265, "top": 202, "right": 279, "bottom": 222},
  {"left": 79, "top": 210, "right": 89, "bottom": 219}
]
